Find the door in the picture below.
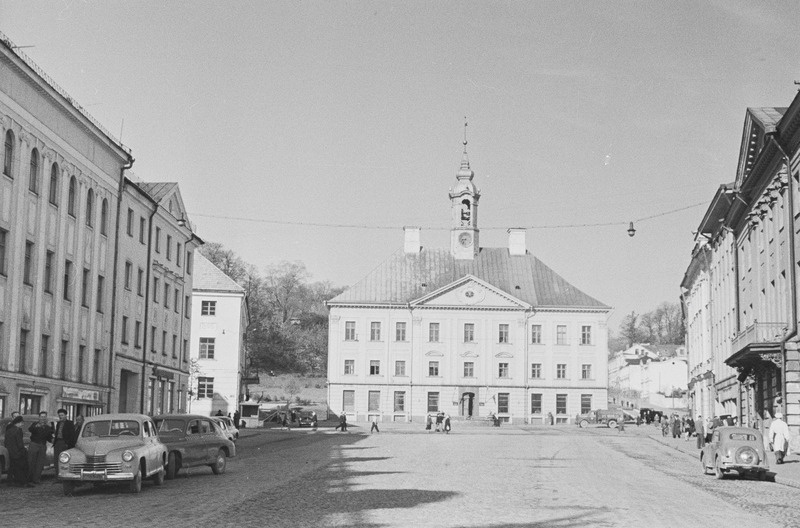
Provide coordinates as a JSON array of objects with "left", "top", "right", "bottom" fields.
[
  {"left": 461, "top": 392, "right": 475, "bottom": 418},
  {"left": 199, "top": 419, "right": 218, "bottom": 463},
  {"left": 184, "top": 419, "right": 206, "bottom": 466}
]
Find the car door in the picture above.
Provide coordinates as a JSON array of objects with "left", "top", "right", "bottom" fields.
[
  {"left": 143, "top": 420, "right": 161, "bottom": 471},
  {"left": 184, "top": 419, "right": 206, "bottom": 467},
  {"left": 199, "top": 419, "right": 217, "bottom": 463}
]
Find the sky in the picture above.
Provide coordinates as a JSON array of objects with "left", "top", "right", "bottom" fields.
[{"left": 1, "top": 1, "right": 799, "bottom": 331}]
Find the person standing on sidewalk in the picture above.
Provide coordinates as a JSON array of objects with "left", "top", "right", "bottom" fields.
[
  {"left": 370, "top": 417, "right": 380, "bottom": 433},
  {"left": 27, "top": 411, "right": 53, "bottom": 485},
  {"left": 4, "top": 416, "right": 30, "bottom": 487},
  {"left": 770, "top": 412, "right": 791, "bottom": 464},
  {"left": 695, "top": 415, "right": 704, "bottom": 448},
  {"left": 52, "top": 409, "right": 75, "bottom": 477}
]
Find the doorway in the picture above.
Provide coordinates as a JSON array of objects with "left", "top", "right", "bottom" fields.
[{"left": 461, "top": 392, "right": 475, "bottom": 419}]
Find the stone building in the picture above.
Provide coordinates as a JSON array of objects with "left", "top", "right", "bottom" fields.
[{"left": 326, "top": 143, "right": 611, "bottom": 424}]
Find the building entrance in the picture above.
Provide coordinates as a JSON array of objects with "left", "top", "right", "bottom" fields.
[{"left": 460, "top": 392, "right": 475, "bottom": 419}]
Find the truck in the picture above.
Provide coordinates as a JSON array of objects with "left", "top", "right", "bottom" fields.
[{"left": 575, "top": 409, "right": 625, "bottom": 429}]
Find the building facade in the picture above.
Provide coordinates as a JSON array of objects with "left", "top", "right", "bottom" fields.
[
  {"left": 188, "top": 252, "right": 248, "bottom": 417},
  {"left": 327, "top": 145, "right": 611, "bottom": 424}
]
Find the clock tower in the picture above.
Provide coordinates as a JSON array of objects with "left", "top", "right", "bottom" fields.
[{"left": 449, "top": 132, "right": 480, "bottom": 259}]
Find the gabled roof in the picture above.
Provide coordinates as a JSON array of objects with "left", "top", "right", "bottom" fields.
[
  {"left": 735, "top": 107, "right": 787, "bottom": 188},
  {"left": 137, "top": 182, "right": 179, "bottom": 204},
  {"left": 193, "top": 252, "right": 245, "bottom": 293},
  {"left": 328, "top": 247, "right": 609, "bottom": 310}
]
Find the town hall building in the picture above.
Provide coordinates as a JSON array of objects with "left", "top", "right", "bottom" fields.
[{"left": 326, "top": 141, "right": 611, "bottom": 424}]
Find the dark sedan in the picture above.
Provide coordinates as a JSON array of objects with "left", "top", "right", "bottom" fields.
[{"left": 153, "top": 414, "right": 236, "bottom": 480}]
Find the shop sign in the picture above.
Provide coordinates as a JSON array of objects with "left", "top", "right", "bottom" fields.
[{"left": 62, "top": 387, "right": 100, "bottom": 401}]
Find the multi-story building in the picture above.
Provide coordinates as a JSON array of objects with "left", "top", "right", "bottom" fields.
[
  {"left": 327, "top": 144, "right": 611, "bottom": 424},
  {"left": 188, "top": 252, "right": 248, "bottom": 417},
  {"left": 608, "top": 344, "right": 687, "bottom": 409}
]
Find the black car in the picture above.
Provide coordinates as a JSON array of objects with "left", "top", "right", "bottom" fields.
[{"left": 296, "top": 412, "right": 317, "bottom": 428}]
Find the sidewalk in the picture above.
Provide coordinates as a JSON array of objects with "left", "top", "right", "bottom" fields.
[{"left": 645, "top": 428, "right": 800, "bottom": 489}]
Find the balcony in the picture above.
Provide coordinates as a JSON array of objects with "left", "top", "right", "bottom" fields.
[{"left": 727, "top": 321, "right": 785, "bottom": 368}]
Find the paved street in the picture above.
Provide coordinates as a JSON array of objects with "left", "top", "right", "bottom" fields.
[{"left": 2, "top": 424, "right": 799, "bottom": 527}]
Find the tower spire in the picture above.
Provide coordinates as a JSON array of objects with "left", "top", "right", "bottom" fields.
[{"left": 459, "top": 117, "right": 472, "bottom": 175}]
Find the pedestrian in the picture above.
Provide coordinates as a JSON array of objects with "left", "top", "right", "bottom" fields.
[
  {"left": 334, "top": 412, "right": 347, "bottom": 432},
  {"left": 215, "top": 409, "right": 223, "bottom": 416},
  {"left": 435, "top": 412, "right": 443, "bottom": 432},
  {"left": 695, "top": 416, "right": 705, "bottom": 449},
  {"left": 671, "top": 415, "right": 681, "bottom": 439},
  {"left": 426, "top": 414, "right": 432, "bottom": 432},
  {"left": 370, "top": 417, "right": 380, "bottom": 433},
  {"left": 73, "top": 414, "right": 85, "bottom": 446},
  {"left": 233, "top": 410, "right": 241, "bottom": 428},
  {"left": 310, "top": 411, "right": 318, "bottom": 430},
  {"left": 769, "top": 412, "right": 791, "bottom": 464},
  {"left": 444, "top": 413, "right": 451, "bottom": 434},
  {"left": 705, "top": 417, "right": 715, "bottom": 444},
  {"left": 27, "top": 411, "right": 53, "bottom": 485},
  {"left": 547, "top": 412, "right": 554, "bottom": 426},
  {"left": 281, "top": 413, "right": 290, "bottom": 430},
  {"left": 4, "top": 415, "right": 30, "bottom": 487},
  {"left": 52, "top": 408, "right": 75, "bottom": 477}
]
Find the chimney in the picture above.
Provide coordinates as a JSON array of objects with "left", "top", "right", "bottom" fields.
[
  {"left": 404, "top": 226, "right": 421, "bottom": 254},
  {"left": 508, "top": 228, "right": 526, "bottom": 256}
]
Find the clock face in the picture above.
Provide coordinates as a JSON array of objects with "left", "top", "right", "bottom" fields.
[{"left": 459, "top": 232, "right": 473, "bottom": 247}]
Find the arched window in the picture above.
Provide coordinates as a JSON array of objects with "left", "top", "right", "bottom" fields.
[
  {"left": 3, "top": 129, "right": 14, "bottom": 177},
  {"left": 29, "top": 148, "right": 39, "bottom": 193},
  {"left": 100, "top": 198, "right": 108, "bottom": 235},
  {"left": 68, "top": 176, "right": 77, "bottom": 217},
  {"left": 49, "top": 163, "right": 59, "bottom": 205},
  {"left": 86, "top": 189, "right": 94, "bottom": 227}
]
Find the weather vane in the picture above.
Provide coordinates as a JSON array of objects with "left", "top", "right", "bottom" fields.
[{"left": 463, "top": 117, "right": 468, "bottom": 147}]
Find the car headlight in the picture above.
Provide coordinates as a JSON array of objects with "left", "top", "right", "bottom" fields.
[
  {"left": 122, "top": 450, "right": 134, "bottom": 462},
  {"left": 59, "top": 452, "right": 71, "bottom": 464}
]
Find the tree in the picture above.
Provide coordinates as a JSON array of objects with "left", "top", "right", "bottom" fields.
[{"left": 619, "top": 311, "right": 643, "bottom": 348}]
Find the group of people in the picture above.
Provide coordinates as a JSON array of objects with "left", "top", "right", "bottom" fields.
[
  {"left": 3, "top": 409, "right": 83, "bottom": 487},
  {"left": 425, "top": 412, "right": 451, "bottom": 433},
  {"left": 214, "top": 409, "right": 241, "bottom": 428}
]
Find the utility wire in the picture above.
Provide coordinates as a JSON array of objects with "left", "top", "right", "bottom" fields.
[{"left": 189, "top": 201, "right": 707, "bottom": 231}]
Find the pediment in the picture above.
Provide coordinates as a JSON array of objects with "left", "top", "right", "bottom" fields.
[
  {"left": 411, "top": 275, "right": 529, "bottom": 309},
  {"left": 425, "top": 350, "right": 444, "bottom": 357},
  {"left": 495, "top": 351, "right": 514, "bottom": 358},
  {"left": 460, "top": 351, "right": 480, "bottom": 358}
]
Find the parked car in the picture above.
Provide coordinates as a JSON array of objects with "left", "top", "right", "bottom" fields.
[
  {"left": 296, "top": 411, "right": 317, "bottom": 428},
  {"left": 575, "top": 409, "right": 625, "bottom": 428},
  {"left": 58, "top": 413, "right": 167, "bottom": 495},
  {"left": 700, "top": 426, "right": 769, "bottom": 480},
  {"left": 212, "top": 416, "right": 239, "bottom": 442},
  {"left": 154, "top": 414, "right": 236, "bottom": 480},
  {"left": 0, "top": 414, "right": 58, "bottom": 477}
]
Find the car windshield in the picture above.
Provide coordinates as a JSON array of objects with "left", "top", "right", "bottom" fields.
[
  {"left": 729, "top": 433, "right": 757, "bottom": 441},
  {"left": 82, "top": 420, "right": 141, "bottom": 438},
  {"left": 154, "top": 418, "right": 186, "bottom": 434}
]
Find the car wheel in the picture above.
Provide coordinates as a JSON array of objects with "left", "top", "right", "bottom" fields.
[
  {"left": 166, "top": 452, "right": 178, "bottom": 480},
  {"left": 153, "top": 466, "right": 165, "bottom": 486},
  {"left": 62, "top": 481, "right": 75, "bottom": 496},
  {"left": 714, "top": 457, "right": 725, "bottom": 480},
  {"left": 129, "top": 470, "right": 142, "bottom": 493},
  {"left": 607, "top": 420, "right": 617, "bottom": 429},
  {"left": 701, "top": 455, "right": 710, "bottom": 475},
  {"left": 211, "top": 449, "right": 226, "bottom": 475},
  {"left": 579, "top": 420, "right": 589, "bottom": 428}
]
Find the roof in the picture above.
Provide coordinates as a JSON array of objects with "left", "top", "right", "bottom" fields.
[
  {"left": 137, "top": 182, "right": 178, "bottom": 204},
  {"left": 193, "top": 252, "right": 245, "bottom": 293},
  {"left": 328, "top": 247, "right": 609, "bottom": 309}
]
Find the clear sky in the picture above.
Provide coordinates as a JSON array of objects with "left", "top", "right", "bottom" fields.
[{"left": 2, "top": 1, "right": 799, "bottom": 330}]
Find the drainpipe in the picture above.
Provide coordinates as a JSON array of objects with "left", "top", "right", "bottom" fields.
[
  {"left": 408, "top": 303, "right": 413, "bottom": 423},
  {"left": 107, "top": 155, "right": 134, "bottom": 412},
  {"left": 140, "top": 204, "right": 157, "bottom": 414}
]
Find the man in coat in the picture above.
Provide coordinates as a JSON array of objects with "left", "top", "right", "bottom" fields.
[
  {"left": 27, "top": 411, "right": 54, "bottom": 485},
  {"left": 769, "top": 411, "right": 791, "bottom": 464},
  {"left": 52, "top": 408, "right": 75, "bottom": 476},
  {"left": 4, "top": 415, "right": 30, "bottom": 486}
]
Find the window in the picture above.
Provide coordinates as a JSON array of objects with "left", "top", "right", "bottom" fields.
[
  {"left": 395, "top": 322, "right": 407, "bottom": 341},
  {"left": 134, "top": 321, "right": 141, "bottom": 348},
  {"left": 531, "top": 393, "right": 542, "bottom": 414},
  {"left": 124, "top": 262, "right": 132, "bottom": 290},
  {"left": 343, "top": 390, "right": 355, "bottom": 412},
  {"left": 463, "top": 361, "right": 474, "bottom": 377},
  {"left": 184, "top": 296, "right": 190, "bottom": 317},
  {"left": 153, "top": 278, "right": 159, "bottom": 303},
  {"left": 96, "top": 275, "right": 105, "bottom": 313},
  {"left": 182, "top": 339, "right": 188, "bottom": 362},
  {"left": 100, "top": 199, "right": 108, "bottom": 235},
  {"left": 81, "top": 268, "right": 90, "bottom": 307},
  {"left": 161, "top": 331, "right": 167, "bottom": 356},
  {"left": 85, "top": 189, "right": 94, "bottom": 226},
  {"left": 201, "top": 300, "right": 216, "bottom": 316},
  {"left": 368, "top": 391, "right": 380, "bottom": 412},
  {"left": 93, "top": 349, "right": 101, "bottom": 384},
  {"left": 498, "top": 324, "right": 509, "bottom": 343},
  {"left": 344, "top": 321, "right": 356, "bottom": 341},
  {"left": 581, "top": 325, "right": 592, "bottom": 345},
  {"left": 78, "top": 345, "right": 85, "bottom": 383},
  {"left": 498, "top": 393, "right": 509, "bottom": 414},
  {"left": 126, "top": 208, "right": 134, "bottom": 236},
  {"left": 150, "top": 326, "right": 157, "bottom": 352},
  {"left": 582, "top": 364, "right": 592, "bottom": 379},
  {"left": 29, "top": 148, "right": 39, "bottom": 193},
  {"left": 531, "top": 324, "right": 542, "bottom": 344},
  {"left": 197, "top": 377, "right": 214, "bottom": 398},
  {"left": 60, "top": 340, "right": 68, "bottom": 380},
  {"left": 23, "top": 241, "right": 33, "bottom": 285},
  {"left": 556, "top": 394, "right": 567, "bottom": 415},
  {"left": 428, "top": 361, "right": 439, "bottom": 376},
  {"left": 63, "top": 260, "right": 73, "bottom": 301},
  {"left": 137, "top": 268, "right": 144, "bottom": 296},
  {"left": 556, "top": 364, "right": 567, "bottom": 379},
  {"left": 498, "top": 362, "right": 509, "bottom": 378},
  {"left": 174, "top": 290, "right": 180, "bottom": 313},
  {"left": 4, "top": 129, "right": 13, "bottom": 176},
  {"left": 48, "top": 163, "right": 59, "bottom": 205},
  {"left": 172, "top": 335, "right": 177, "bottom": 358},
  {"left": 68, "top": 177, "right": 76, "bottom": 216},
  {"left": 344, "top": 359, "right": 355, "bottom": 375},
  {"left": 394, "top": 360, "right": 406, "bottom": 376},
  {"left": 464, "top": 323, "right": 475, "bottom": 342},
  {"left": 139, "top": 217, "right": 146, "bottom": 244},
  {"left": 394, "top": 391, "right": 405, "bottom": 412},
  {"left": 19, "top": 329, "right": 28, "bottom": 374},
  {"left": 155, "top": 227, "right": 161, "bottom": 253},
  {"left": 556, "top": 325, "right": 567, "bottom": 345},
  {"left": 163, "top": 283, "right": 169, "bottom": 308},
  {"left": 186, "top": 251, "right": 193, "bottom": 274},
  {"left": 429, "top": 322, "right": 440, "bottom": 342},
  {"left": 43, "top": 251, "right": 54, "bottom": 293},
  {"left": 370, "top": 322, "right": 381, "bottom": 341},
  {"left": 166, "top": 235, "right": 172, "bottom": 261},
  {"left": 530, "top": 363, "right": 542, "bottom": 379},
  {"left": 176, "top": 243, "right": 182, "bottom": 266},
  {"left": 370, "top": 360, "right": 380, "bottom": 375},
  {"left": 0, "top": 229, "right": 7, "bottom": 275},
  {"left": 121, "top": 316, "right": 129, "bottom": 344},
  {"left": 40, "top": 335, "right": 49, "bottom": 376},
  {"left": 581, "top": 394, "right": 592, "bottom": 414},
  {"left": 427, "top": 392, "right": 439, "bottom": 413},
  {"left": 200, "top": 337, "right": 215, "bottom": 359}
]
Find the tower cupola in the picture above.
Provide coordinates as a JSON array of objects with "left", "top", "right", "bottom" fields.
[{"left": 449, "top": 121, "right": 480, "bottom": 259}]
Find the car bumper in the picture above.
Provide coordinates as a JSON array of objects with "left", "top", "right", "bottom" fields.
[
  {"left": 721, "top": 462, "right": 767, "bottom": 472},
  {"left": 59, "top": 470, "right": 136, "bottom": 482}
]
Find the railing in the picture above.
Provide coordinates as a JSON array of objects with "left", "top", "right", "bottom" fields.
[{"left": 731, "top": 321, "right": 786, "bottom": 352}]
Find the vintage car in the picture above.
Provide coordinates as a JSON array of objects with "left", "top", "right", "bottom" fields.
[
  {"left": 296, "top": 411, "right": 318, "bottom": 428},
  {"left": 575, "top": 409, "right": 625, "bottom": 428},
  {"left": 153, "top": 414, "right": 236, "bottom": 480},
  {"left": 700, "top": 426, "right": 769, "bottom": 480},
  {"left": 212, "top": 416, "right": 239, "bottom": 442},
  {"left": 0, "top": 414, "right": 58, "bottom": 475},
  {"left": 58, "top": 413, "right": 167, "bottom": 495}
]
